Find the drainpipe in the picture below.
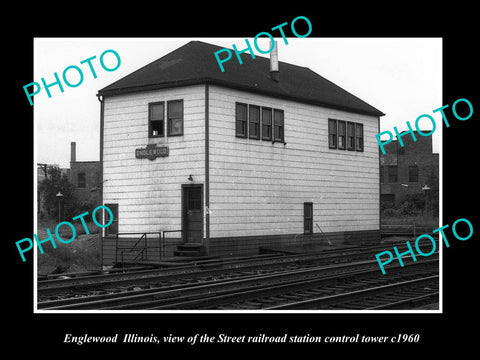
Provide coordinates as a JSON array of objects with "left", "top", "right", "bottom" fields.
[{"left": 96, "top": 93, "right": 104, "bottom": 267}]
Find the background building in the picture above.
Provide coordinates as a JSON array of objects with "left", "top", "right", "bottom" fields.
[
  {"left": 69, "top": 142, "right": 101, "bottom": 209},
  {"left": 380, "top": 131, "right": 439, "bottom": 210}
]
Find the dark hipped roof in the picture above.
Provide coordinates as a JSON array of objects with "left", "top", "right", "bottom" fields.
[{"left": 98, "top": 41, "right": 384, "bottom": 117}]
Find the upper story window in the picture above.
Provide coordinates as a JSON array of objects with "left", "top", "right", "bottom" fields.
[
  {"left": 347, "top": 122, "right": 355, "bottom": 151},
  {"left": 236, "top": 102, "right": 284, "bottom": 143},
  {"left": 328, "top": 119, "right": 337, "bottom": 149},
  {"left": 148, "top": 100, "right": 183, "bottom": 137},
  {"left": 167, "top": 100, "right": 183, "bottom": 136},
  {"left": 409, "top": 165, "right": 419, "bottom": 182},
  {"left": 338, "top": 120, "right": 346, "bottom": 150},
  {"left": 388, "top": 165, "right": 398, "bottom": 183},
  {"left": 273, "top": 109, "right": 284, "bottom": 143},
  {"left": 262, "top": 107, "right": 272, "bottom": 141},
  {"left": 149, "top": 102, "right": 164, "bottom": 137},
  {"left": 249, "top": 105, "right": 260, "bottom": 139},
  {"left": 77, "top": 172, "right": 86, "bottom": 188},
  {"left": 355, "top": 123, "right": 364, "bottom": 151},
  {"left": 328, "top": 118, "right": 364, "bottom": 152},
  {"left": 235, "top": 102, "right": 248, "bottom": 138}
]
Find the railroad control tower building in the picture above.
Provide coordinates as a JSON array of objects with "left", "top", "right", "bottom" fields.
[{"left": 97, "top": 41, "right": 384, "bottom": 265}]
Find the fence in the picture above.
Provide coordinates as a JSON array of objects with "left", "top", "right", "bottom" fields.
[{"left": 380, "top": 222, "right": 435, "bottom": 237}]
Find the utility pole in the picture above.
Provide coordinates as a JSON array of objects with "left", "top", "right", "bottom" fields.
[
  {"left": 37, "top": 163, "right": 48, "bottom": 216},
  {"left": 37, "top": 163, "right": 48, "bottom": 180}
]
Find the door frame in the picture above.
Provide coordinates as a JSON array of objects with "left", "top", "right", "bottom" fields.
[{"left": 181, "top": 184, "right": 204, "bottom": 243}]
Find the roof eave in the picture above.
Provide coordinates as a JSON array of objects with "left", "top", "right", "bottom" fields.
[{"left": 97, "top": 78, "right": 385, "bottom": 117}]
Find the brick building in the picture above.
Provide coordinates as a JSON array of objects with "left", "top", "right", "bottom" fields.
[
  {"left": 380, "top": 131, "right": 439, "bottom": 209},
  {"left": 69, "top": 142, "right": 101, "bottom": 209}
]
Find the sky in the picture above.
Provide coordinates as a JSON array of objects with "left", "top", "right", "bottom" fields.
[{"left": 34, "top": 37, "right": 442, "bottom": 168}]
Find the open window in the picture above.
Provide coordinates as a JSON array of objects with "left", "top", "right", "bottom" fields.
[{"left": 148, "top": 102, "right": 164, "bottom": 137}]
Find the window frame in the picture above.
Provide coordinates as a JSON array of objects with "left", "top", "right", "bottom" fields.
[
  {"left": 104, "top": 203, "right": 119, "bottom": 236},
  {"left": 77, "top": 172, "right": 86, "bottom": 188},
  {"left": 304, "top": 202, "right": 313, "bottom": 235},
  {"left": 235, "top": 102, "right": 248, "bottom": 138},
  {"left": 338, "top": 120, "right": 346, "bottom": 150},
  {"left": 273, "top": 109, "right": 284, "bottom": 143},
  {"left": 387, "top": 165, "right": 398, "bottom": 183},
  {"left": 148, "top": 101, "right": 165, "bottom": 138},
  {"left": 355, "top": 123, "right": 364, "bottom": 152},
  {"left": 409, "top": 165, "right": 419, "bottom": 182},
  {"left": 249, "top": 105, "right": 260, "bottom": 140},
  {"left": 328, "top": 119, "right": 337, "bottom": 149},
  {"left": 167, "top": 99, "right": 184, "bottom": 137},
  {"left": 347, "top": 121, "right": 356, "bottom": 151},
  {"left": 261, "top": 107, "right": 272, "bottom": 141}
]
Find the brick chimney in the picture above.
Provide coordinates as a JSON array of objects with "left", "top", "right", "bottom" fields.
[
  {"left": 71, "top": 141, "right": 76, "bottom": 163},
  {"left": 270, "top": 40, "right": 279, "bottom": 82}
]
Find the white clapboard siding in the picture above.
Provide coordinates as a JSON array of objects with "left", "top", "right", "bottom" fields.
[
  {"left": 102, "top": 82, "right": 380, "bottom": 242},
  {"left": 208, "top": 85, "right": 379, "bottom": 238},
  {"left": 103, "top": 85, "right": 205, "bottom": 236}
]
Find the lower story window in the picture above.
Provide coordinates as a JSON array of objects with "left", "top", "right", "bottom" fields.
[
  {"left": 304, "top": 202, "right": 313, "bottom": 234},
  {"left": 104, "top": 203, "right": 118, "bottom": 235}
]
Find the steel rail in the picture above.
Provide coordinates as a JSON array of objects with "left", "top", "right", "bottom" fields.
[
  {"left": 365, "top": 292, "right": 440, "bottom": 310},
  {"left": 265, "top": 275, "right": 439, "bottom": 310}
]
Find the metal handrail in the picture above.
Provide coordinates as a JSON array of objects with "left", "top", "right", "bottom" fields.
[
  {"left": 115, "top": 231, "right": 182, "bottom": 263},
  {"left": 315, "top": 223, "right": 333, "bottom": 246},
  {"left": 162, "top": 230, "right": 183, "bottom": 258},
  {"left": 120, "top": 233, "right": 146, "bottom": 265},
  {"left": 116, "top": 232, "right": 160, "bottom": 264},
  {"left": 380, "top": 222, "right": 417, "bottom": 237}
]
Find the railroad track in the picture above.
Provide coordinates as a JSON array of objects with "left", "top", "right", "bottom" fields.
[
  {"left": 266, "top": 275, "right": 438, "bottom": 310},
  {"left": 149, "top": 259, "right": 439, "bottom": 310},
  {"left": 37, "top": 244, "right": 404, "bottom": 302},
  {"left": 38, "top": 253, "right": 438, "bottom": 310}
]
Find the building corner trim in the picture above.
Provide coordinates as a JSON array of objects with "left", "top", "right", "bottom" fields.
[{"left": 205, "top": 84, "right": 210, "bottom": 254}]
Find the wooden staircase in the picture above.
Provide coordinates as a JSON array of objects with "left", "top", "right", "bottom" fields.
[{"left": 174, "top": 243, "right": 205, "bottom": 257}]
